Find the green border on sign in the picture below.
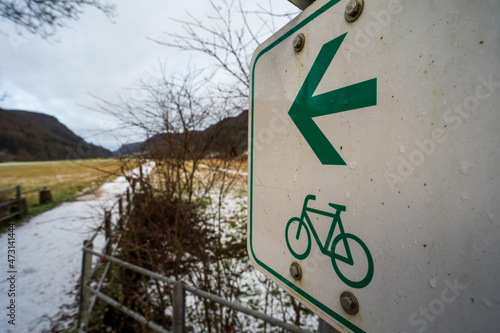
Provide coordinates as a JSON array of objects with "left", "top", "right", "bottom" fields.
[{"left": 249, "top": 1, "right": 365, "bottom": 332}]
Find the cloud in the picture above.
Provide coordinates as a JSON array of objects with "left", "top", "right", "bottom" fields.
[{"left": 0, "top": 0, "right": 297, "bottom": 151}]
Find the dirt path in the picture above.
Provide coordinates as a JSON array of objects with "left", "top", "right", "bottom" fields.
[{"left": 0, "top": 173, "right": 132, "bottom": 332}]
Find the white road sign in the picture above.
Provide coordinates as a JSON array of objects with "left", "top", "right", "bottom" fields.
[{"left": 248, "top": 0, "right": 500, "bottom": 332}]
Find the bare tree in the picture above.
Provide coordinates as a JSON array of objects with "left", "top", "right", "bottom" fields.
[
  {"left": 149, "top": 1, "right": 319, "bottom": 330},
  {"left": 87, "top": 1, "right": 317, "bottom": 331},
  {"left": 0, "top": 0, "right": 115, "bottom": 38},
  {"left": 90, "top": 65, "right": 253, "bottom": 332},
  {"left": 94, "top": 66, "right": 241, "bottom": 200},
  {"left": 153, "top": 0, "right": 296, "bottom": 112}
]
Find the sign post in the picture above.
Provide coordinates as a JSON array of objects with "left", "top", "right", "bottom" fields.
[{"left": 248, "top": 0, "right": 500, "bottom": 332}]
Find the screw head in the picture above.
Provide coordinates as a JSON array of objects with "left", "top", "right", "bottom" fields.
[
  {"left": 340, "top": 291, "right": 359, "bottom": 315},
  {"left": 289, "top": 262, "right": 302, "bottom": 280},
  {"left": 345, "top": 0, "right": 364, "bottom": 22},
  {"left": 293, "top": 33, "right": 305, "bottom": 52}
]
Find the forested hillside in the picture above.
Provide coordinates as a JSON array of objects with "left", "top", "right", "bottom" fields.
[
  {"left": 114, "top": 110, "right": 248, "bottom": 157},
  {"left": 0, "top": 108, "right": 112, "bottom": 162}
]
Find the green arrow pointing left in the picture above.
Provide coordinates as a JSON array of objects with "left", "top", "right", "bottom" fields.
[{"left": 288, "top": 32, "right": 377, "bottom": 165}]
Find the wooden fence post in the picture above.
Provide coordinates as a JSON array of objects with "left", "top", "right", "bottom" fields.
[
  {"left": 104, "top": 211, "right": 112, "bottom": 256},
  {"left": 172, "top": 281, "right": 186, "bottom": 333},
  {"left": 39, "top": 187, "right": 53, "bottom": 204},
  {"left": 139, "top": 164, "right": 143, "bottom": 187},
  {"left": 118, "top": 197, "right": 124, "bottom": 230},
  {"left": 15, "top": 185, "right": 23, "bottom": 217},
  {"left": 126, "top": 188, "right": 131, "bottom": 215},
  {"left": 78, "top": 240, "right": 93, "bottom": 329}
]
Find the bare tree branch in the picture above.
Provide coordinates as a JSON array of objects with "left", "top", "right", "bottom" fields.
[
  {"left": 0, "top": 0, "right": 116, "bottom": 38},
  {"left": 149, "top": 0, "right": 297, "bottom": 112}
]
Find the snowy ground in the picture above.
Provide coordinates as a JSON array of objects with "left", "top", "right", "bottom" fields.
[
  {"left": 0, "top": 161, "right": 317, "bottom": 332},
  {"left": 0, "top": 164, "right": 153, "bottom": 333}
]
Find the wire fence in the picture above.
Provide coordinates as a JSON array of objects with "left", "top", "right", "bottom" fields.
[
  {"left": 77, "top": 188, "right": 316, "bottom": 333},
  {"left": 0, "top": 185, "right": 52, "bottom": 223}
]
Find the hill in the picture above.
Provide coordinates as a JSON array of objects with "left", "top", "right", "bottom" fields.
[
  {"left": 0, "top": 108, "right": 113, "bottom": 162},
  {"left": 206, "top": 109, "right": 248, "bottom": 156},
  {"left": 114, "top": 141, "right": 144, "bottom": 156},
  {"left": 114, "top": 110, "right": 249, "bottom": 157}
]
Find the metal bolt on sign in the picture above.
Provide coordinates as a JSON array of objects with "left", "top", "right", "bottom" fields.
[
  {"left": 340, "top": 291, "right": 359, "bottom": 315},
  {"left": 293, "top": 33, "right": 305, "bottom": 52},
  {"left": 290, "top": 262, "right": 303, "bottom": 280},
  {"left": 344, "top": 0, "right": 364, "bottom": 22}
]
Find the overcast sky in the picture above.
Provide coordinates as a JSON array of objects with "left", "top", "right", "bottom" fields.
[{"left": 0, "top": 0, "right": 297, "bottom": 151}]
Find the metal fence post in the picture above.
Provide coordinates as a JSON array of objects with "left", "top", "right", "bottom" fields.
[
  {"left": 172, "top": 281, "right": 186, "bottom": 333},
  {"left": 318, "top": 318, "right": 341, "bottom": 333},
  {"left": 104, "top": 211, "right": 112, "bottom": 256},
  {"left": 15, "top": 185, "right": 23, "bottom": 217},
  {"left": 78, "top": 240, "right": 93, "bottom": 329}
]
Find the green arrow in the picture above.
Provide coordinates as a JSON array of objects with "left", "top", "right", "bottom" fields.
[{"left": 288, "top": 32, "right": 377, "bottom": 165}]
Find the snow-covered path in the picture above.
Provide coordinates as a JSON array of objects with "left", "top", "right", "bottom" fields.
[{"left": 0, "top": 168, "right": 146, "bottom": 333}]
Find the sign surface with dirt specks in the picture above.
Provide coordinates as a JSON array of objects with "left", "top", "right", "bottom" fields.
[{"left": 248, "top": 0, "right": 500, "bottom": 331}]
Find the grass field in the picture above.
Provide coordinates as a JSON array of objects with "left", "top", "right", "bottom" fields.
[
  {"left": 148, "top": 158, "right": 248, "bottom": 196},
  {"left": 0, "top": 158, "right": 129, "bottom": 221}
]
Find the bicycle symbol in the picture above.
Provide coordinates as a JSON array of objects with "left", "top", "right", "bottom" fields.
[{"left": 285, "top": 195, "right": 374, "bottom": 289}]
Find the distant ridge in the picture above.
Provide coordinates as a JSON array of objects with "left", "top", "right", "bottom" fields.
[
  {"left": 114, "top": 141, "right": 144, "bottom": 156},
  {"left": 114, "top": 110, "right": 249, "bottom": 157},
  {"left": 0, "top": 108, "right": 112, "bottom": 162}
]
